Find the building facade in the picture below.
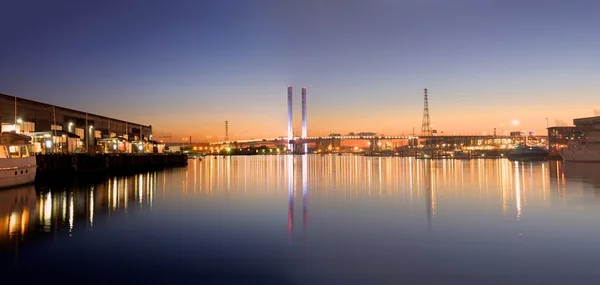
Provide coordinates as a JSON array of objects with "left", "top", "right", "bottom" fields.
[
  {"left": 0, "top": 93, "right": 153, "bottom": 153},
  {"left": 546, "top": 116, "right": 600, "bottom": 152}
]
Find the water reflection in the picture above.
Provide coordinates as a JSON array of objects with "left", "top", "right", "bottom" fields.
[
  {"left": 0, "top": 185, "right": 35, "bottom": 249},
  {"left": 4, "top": 156, "right": 600, "bottom": 284},
  {"left": 4, "top": 157, "right": 600, "bottom": 252},
  {"left": 0, "top": 172, "right": 158, "bottom": 252}
]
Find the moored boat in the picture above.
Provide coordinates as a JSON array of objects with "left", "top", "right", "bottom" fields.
[
  {"left": 0, "top": 132, "right": 37, "bottom": 188},
  {"left": 507, "top": 145, "right": 549, "bottom": 161}
]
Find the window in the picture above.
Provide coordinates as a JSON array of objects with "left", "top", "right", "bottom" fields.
[
  {"left": 20, "top": 146, "right": 29, "bottom": 157},
  {"left": 0, "top": 146, "right": 8, "bottom": 158},
  {"left": 21, "top": 122, "right": 35, "bottom": 133},
  {"left": 9, "top": 146, "right": 21, "bottom": 157},
  {"left": 75, "top": 128, "right": 84, "bottom": 139}
]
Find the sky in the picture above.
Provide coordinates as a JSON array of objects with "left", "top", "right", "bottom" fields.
[{"left": 1, "top": 0, "right": 599, "bottom": 142}]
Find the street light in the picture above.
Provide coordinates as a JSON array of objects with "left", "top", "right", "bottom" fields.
[{"left": 15, "top": 118, "right": 23, "bottom": 133}]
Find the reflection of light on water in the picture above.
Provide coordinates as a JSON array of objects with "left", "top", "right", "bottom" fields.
[
  {"left": 61, "top": 191, "right": 66, "bottom": 223},
  {"left": 500, "top": 159, "right": 509, "bottom": 214},
  {"left": 89, "top": 188, "right": 94, "bottom": 228},
  {"left": 541, "top": 163, "right": 547, "bottom": 200},
  {"left": 226, "top": 157, "right": 231, "bottom": 191},
  {"left": 150, "top": 173, "right": 154, "bottom": 208},
  {"left": 112, "top": 178, "right": 118, "bottom": 211},
  {"left": 430, "top": 166, "right": 437, "bottom": 218},
  {"left": 42, "top": 192, "right": 52, "bottom": 232},
  {"left": 146, "top": 173, "right": 151, "bottom": 204},
  {"left": 21, "top": 208, "right": 29, "bottom": 236},
  {"left": 302, "top": 155, "right": 308, "bottom": 233},
  {"left": 69, "top": 192, "right": 74, "bottom": 232},
  {"left": 409, "top": 158, "right": 413, "bottom": 199},
  {"left": 378, "top": 157, "right": 383, "bottom": 195},
  {"left": 514, "top": 161, "right": 522, "bottom": 220},
  {"left": 194, "top": 159, "right": 197, "bottom": 193},
  {"left": 287, "top": 156, "right": 294, "bottom": 243},
  {"left": 124, "top": 178, "right": 128, "bottom": 211},
  {"left": 8, "top": 208, "right": 30, "bottom": 238},
  {"left": 138, "top": 175, "right": 143, "bottom": 205},
  {"left": 8, "top": 212, "right": 18, "bottom": 236},
  {"left": 367, "top": 161, "right": 372, "bottom": 193}
]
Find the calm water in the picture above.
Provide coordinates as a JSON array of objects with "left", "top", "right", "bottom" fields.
[{"left": 2, "top": 155, "right": 600, "bottom": 284}]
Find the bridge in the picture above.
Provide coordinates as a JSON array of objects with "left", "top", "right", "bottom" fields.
[
  {"left": 209, "top": 135, "right": 509, "bottom": 146},
  {"left": 204, "top": 87, "right": 545, "bottom": 154},
  {"left": 207, "top": 134, "right": 546, "bottom": 154}
]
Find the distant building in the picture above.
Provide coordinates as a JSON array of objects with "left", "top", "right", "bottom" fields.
[
  {"left": 0, "top": 93, "right": 155, "bottom": 153},
  {"left": 547, "top": 126, "right": 578, "bottom": 151},
  {"left": 510, "top": 131, "right": 536, "bottom": 137},
  {"left": 573, "top": 116, "right": 600, "bottom": 130},
  {"left": 546, "top": 116, "right": 599, "bottom": 152}
]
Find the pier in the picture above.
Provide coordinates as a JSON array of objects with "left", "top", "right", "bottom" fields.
[{"left": 35, "top": 153, "right": 188, "bottom": 178}]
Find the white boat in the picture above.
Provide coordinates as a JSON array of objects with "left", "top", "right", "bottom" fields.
[
  {"left": 560, "top": 126, "right": 600, "bottom": 162},
  {"left": 0, "top": 132, "right": 36, "bottom": 188}
]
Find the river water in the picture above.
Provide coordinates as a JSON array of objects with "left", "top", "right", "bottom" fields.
[{"left": 2, "top": 155, "right": 600, "bottom": 284}]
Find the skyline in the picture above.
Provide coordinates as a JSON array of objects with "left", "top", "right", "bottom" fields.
[{"left": 1, "top": 0, "right": 599, "bottom": 141}]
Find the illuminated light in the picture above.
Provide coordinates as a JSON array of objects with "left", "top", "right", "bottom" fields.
[
  {"left": 16, "top": 118, "right": 23, "bottom": 124},
  {"left": 45, "top": 140, "right": 52, "bottom": 148},
  {"left": 89, "top": 188, "right": 94, "bottom": 228},
  {"left": 113, "top": 144, "right": 117, "bottom": 150},
  {"left": 138, "top": 145, "right": 143, "bottom": 151},
  {"left": 43, "top": 192, "right": 52, "bottom": 232},
  {"left": 69, "top": 193, "right": 74, "bottom": 232},
  {"left": 8, "top": 212, "right": 18, "bottom": 236},
  {"left": 90, "top": 125, "right": 94, "bottom": 129}
]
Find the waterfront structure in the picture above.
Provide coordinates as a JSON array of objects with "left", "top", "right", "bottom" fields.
[
  {"left": 547, "top": 116, "right": 599, "bottom": 152},
  {"left": 301, "top": 87, "right": 307, "bottom": 154},
  {"left": 421, "top": 88, "right": 433, "bottom": 136},
  {"left": 560, "top": 115, "right": 600, "bottom": 162},
  {"left": 547, "top": 126, "right": 580, "bottom": 151},
  {"left": 286, "top": 85, "right": 309, "bottom": 154},
  {"left": 287, "top": 86, "right": 293, "bottom": 152},
  {"left": 0, "top": 93, "right": 155, "bottom": 153}
]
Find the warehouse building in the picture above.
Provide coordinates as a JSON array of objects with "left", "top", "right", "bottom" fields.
[{"left": 0, "top": 93, "right": 159, "bottom": 153}]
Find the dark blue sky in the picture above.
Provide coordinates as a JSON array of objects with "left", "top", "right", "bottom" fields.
[{"left": 1, "top": 0, "right": 598, "bottom": 139}]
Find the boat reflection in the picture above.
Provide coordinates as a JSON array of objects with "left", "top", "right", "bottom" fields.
[
  {"left": 0, "top": 172, "right": 157, "bottom": 252},
  {"left": 0, "top": 184, "right": 36, "bottom": 250}
]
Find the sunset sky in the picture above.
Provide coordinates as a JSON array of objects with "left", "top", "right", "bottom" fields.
[{"left": 1, "top": 0, "right": 599, "bottom": 142}]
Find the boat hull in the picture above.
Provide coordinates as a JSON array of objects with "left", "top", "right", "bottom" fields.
[{"left": 0, "top": 156, "right": 37, "bottom": 188}]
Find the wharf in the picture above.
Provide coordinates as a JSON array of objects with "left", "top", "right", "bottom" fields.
[{"left": 35, "top": 153, "right": 188, "bottom": 178}]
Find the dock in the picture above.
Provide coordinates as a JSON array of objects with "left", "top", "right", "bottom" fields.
[{"left": 35, "top": 153, "right": 188, "bottom": 178}]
